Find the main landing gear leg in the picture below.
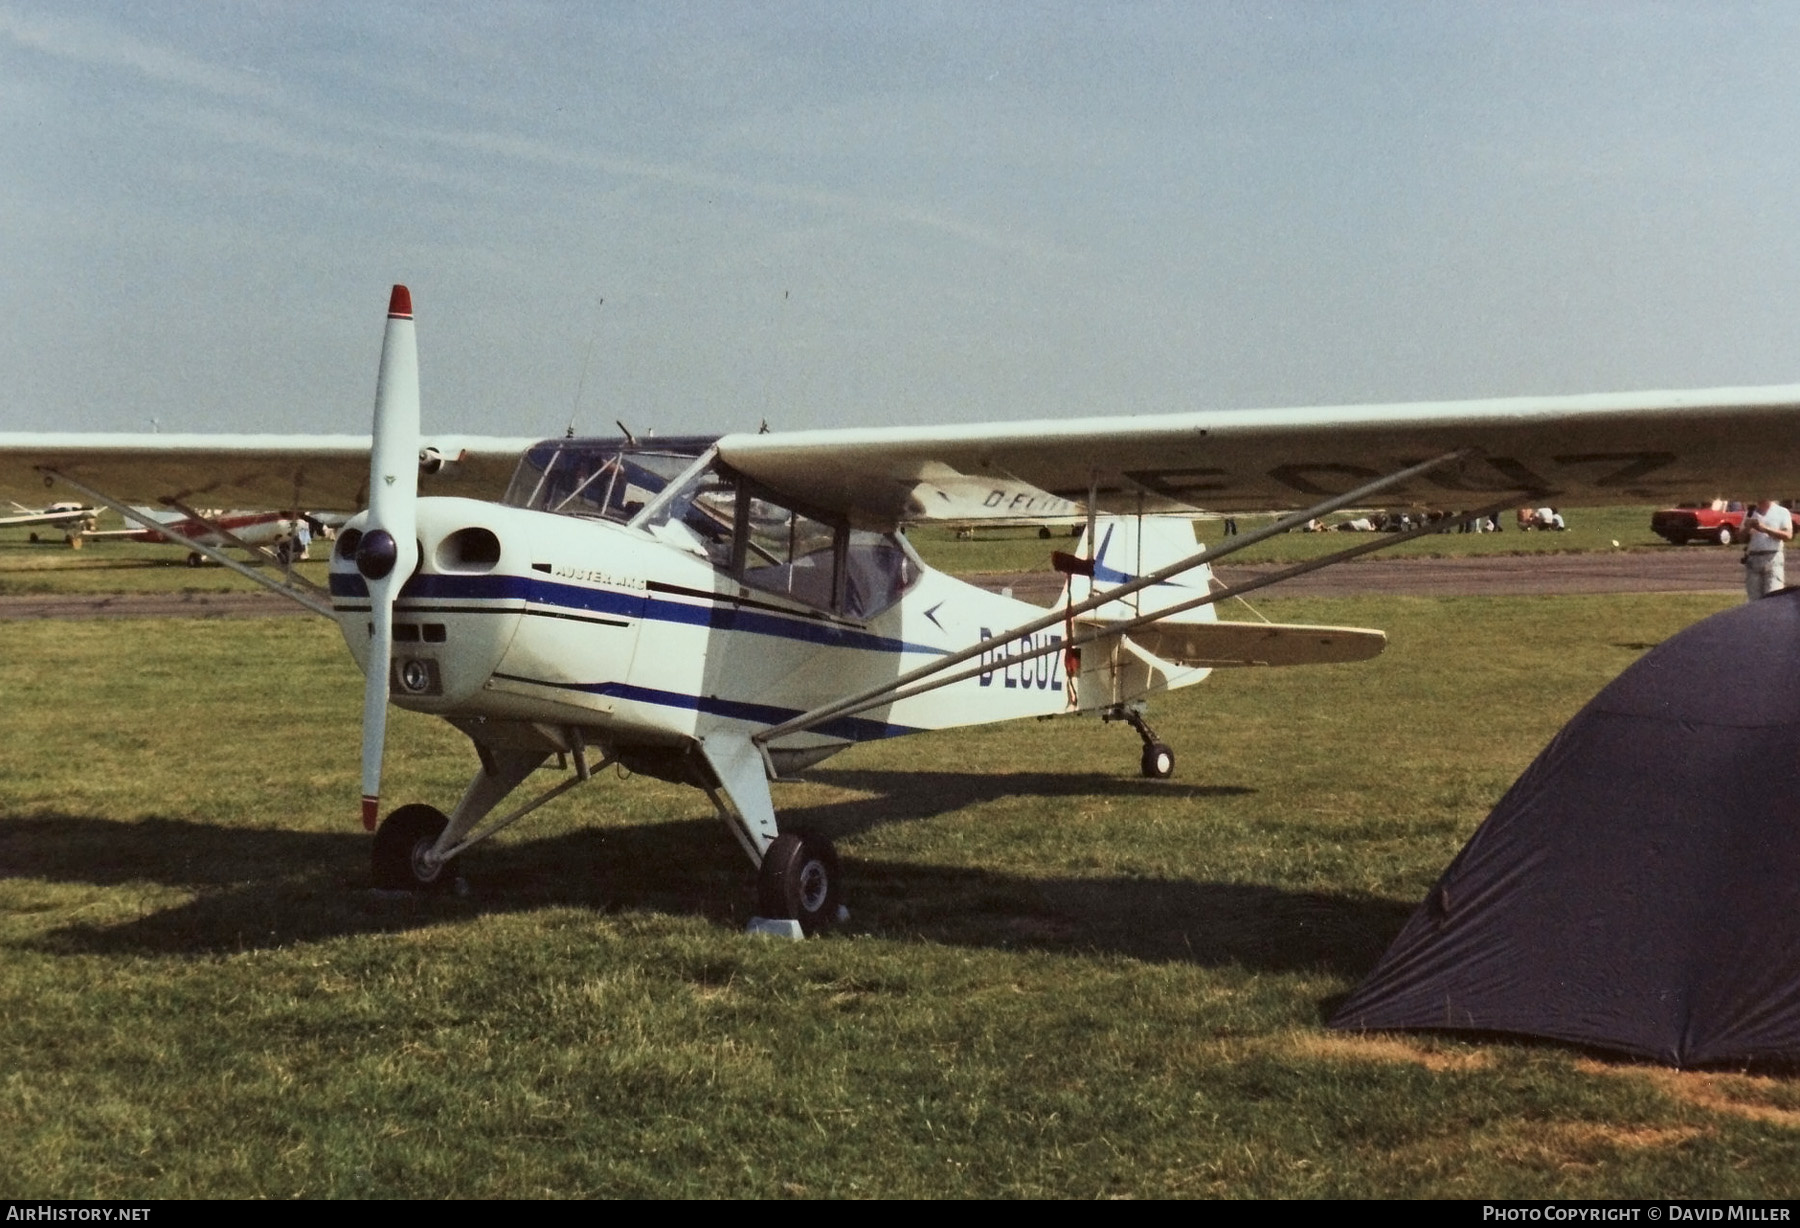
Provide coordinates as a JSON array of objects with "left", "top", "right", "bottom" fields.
[
  {"left": 1104, "top": 702, "right": 1175, "bottom": 779},
  {"left": 372, "top": 746, "right": 553, "bottom": 891},
  {"left": 697, "top": 733, "right": 842, "bottom": 936}
]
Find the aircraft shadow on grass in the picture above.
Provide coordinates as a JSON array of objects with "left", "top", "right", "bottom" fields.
[
  {"left": 2, "top": 767, "right": 1411, "bottom": 979},
  {"left": 774, "top": 766, "right": 1252, "bottom": 838}
]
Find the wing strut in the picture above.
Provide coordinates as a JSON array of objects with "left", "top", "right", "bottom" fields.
[
  {"left": 429, "top": 734, "right": 611, "bottom": 865},
  {"left": 753, "top": 449, "right": 1475, "bottom": 748},
  {"left": 37, "top": 469, "right": 335, "bottom": 618},
  {"left": 775, "top": 492, "right": 1525, "bottom": 730}
]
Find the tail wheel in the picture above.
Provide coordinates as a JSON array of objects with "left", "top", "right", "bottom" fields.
[
  {"left": 1141, "top": 742, "right": 1175, "bottom": 779},
  {"left": 372, "top": 803, "right": 453, "bottom": 892},
  {"left": 757, "top": 832, "right": 841, "bottom": 935}
]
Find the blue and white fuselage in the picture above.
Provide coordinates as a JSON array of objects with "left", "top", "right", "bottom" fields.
[{"left": 328, "top": 497, "right": 1082, "bottom": 761}]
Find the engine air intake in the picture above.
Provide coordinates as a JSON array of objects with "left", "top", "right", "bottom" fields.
[{"left": 436, "top": 526, "right": 502, "bottom": 573}]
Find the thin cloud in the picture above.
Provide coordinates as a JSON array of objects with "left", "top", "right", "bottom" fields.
[
  {"left": 0, "top": 5, "right": 1074, "bottom": 264},
  {"left": 399, "top": 124, "right": 1080, "bottom": 264},
  {"left": 0, "top": 5, "right": 272, "bottom": 103}
]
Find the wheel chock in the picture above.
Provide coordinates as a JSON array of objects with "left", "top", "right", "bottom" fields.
[{"left": 745, "top": 916, "right": 805, "bottom": 939}]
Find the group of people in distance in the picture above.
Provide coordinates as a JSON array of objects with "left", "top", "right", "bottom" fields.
[{"left": 1295, "top": 508, "right": 1565, "bottom": 534}]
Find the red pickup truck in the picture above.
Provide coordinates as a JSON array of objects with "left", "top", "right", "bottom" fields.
[{"left": 1651, "top": 501, "right": 1747, "bottom": 546}]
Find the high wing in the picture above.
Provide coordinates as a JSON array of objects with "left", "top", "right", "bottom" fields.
[
  {"left": 6, "top": 382, "right": 1799, "bottom": 524},
  {"left": 0, "top": 503, "right": 95, "bottom": 530},
  {"left": 715, "top": 384, "right": 1800, "bottom": 525},
  {"left": 0, "top": 434, "right": 539, "bottom": 511}
]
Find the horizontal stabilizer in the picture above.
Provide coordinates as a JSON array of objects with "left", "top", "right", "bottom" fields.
[{"left": 1096, "top": 618, "right": 1387, "bottom": 668}]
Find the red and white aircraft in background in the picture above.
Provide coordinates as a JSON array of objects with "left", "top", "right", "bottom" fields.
[
  {"left": 2, "top": 285, "right": 1797, "bottom": 932},
  {"left": 75, "top": 507, "right": 319, "bottom": 566}
]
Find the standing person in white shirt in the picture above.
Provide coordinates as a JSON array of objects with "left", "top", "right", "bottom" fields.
[{"left": 1743, "top": 499, "right": 1793, "bottom": 600}]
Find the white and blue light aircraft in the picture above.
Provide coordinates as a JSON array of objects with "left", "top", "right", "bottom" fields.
[
  {"left": 1, "top": 500, "right": 97, "bottom": 537},
  {"left": 5, "top": 285, "right": 1799, "bottom": 931}
]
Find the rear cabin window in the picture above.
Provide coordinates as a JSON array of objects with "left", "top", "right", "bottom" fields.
[{"left": 842, "top": 529, "right": 915, "bottom": 618}]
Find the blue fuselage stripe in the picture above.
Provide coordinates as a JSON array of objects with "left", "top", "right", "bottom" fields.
[
  {"left": 330, "top": 571, "right": 943, "bottom": 656},
  {"left": 490, "top": 673, "right": 919, "bottom": 741}
]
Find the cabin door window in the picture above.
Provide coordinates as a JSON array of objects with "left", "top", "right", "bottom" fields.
[{"left": 736, "top": 492, "right": 841, "bottom": 610}]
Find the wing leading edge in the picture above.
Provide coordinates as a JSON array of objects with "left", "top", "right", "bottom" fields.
[
  {"left": 0, "top": 433, "right": 539, "bottom": 511},
  {"left": 716, "top": 384, "right": 1800, "bottom": 526},
  {"left": 9, "top": 382, "right": 1799, "bottom": 523}
]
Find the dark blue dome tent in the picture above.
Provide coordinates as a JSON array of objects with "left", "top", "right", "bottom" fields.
[{"left": 1332, "top": 590, "right": 1800, "bottom": 1066}]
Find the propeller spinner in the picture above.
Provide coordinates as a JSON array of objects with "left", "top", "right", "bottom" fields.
[{"left": 358, "top": 285, "right": 421, "bottom": 830}]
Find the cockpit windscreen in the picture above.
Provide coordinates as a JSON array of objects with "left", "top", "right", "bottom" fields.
[{"left": 501, "top": 438, "right": 718, "bottom": 524}]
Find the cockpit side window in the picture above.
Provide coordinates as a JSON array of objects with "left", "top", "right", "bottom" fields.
[
  {"left": 633, "top": 459, "right": 920, "bottom": 617},
  {"left": 640, "top": 465, "right": 738, "bottom": 568},
  {"left": 737, "top": 491, "right": 841, "bottom": 610}
]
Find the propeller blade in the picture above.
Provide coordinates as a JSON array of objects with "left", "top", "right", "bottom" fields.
[
  {"left": 360, "top": 610, "right": 394, "bottom": 831},
  {"left": 357, "top": 284, "right": 421, "bottom": 829}
]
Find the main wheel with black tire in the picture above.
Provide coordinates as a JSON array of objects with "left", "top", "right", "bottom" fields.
[
  {"left": 757, "top": 832, "right": 841, "bottom": 935},
  {"left": 1140, "top": 742, "right": 1175, "bottom": 779},
  {"left": 372, "top": 803, "right": 454, "bottom": 891}
]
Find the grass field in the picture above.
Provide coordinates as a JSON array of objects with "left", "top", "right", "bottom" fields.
[
  {"left": 0, "top": 527, "right": 334, "bottom": 597},
  {"left": 10, "top": 590, "right": 1800, "bottom": 1197}
]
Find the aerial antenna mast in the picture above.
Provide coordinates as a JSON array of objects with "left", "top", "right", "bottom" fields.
[{"left": 567, "top": 296, "right": 604, "bottom": 437}]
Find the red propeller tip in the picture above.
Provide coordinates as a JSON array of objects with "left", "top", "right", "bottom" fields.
[
  {"left": 361, "top": 796, "right": 380, "bottom": 831},
  {"left": 387, "top": 285, "right": 412, "bottom": 320}
]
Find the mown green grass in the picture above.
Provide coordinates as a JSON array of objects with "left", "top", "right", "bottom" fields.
[
  {"left": 908, "top": 505, "right": 1686, "bottom": 576},
  {"left": 9, "top": 592, "right": 1799, "bottom": 1198},
  {"left": 0, "top": 527, "right": 333, "bottom": 597}
]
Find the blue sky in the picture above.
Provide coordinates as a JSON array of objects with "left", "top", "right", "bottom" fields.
[{"left": 4, "top": 3, "right": 1799, "bottom": 438}]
